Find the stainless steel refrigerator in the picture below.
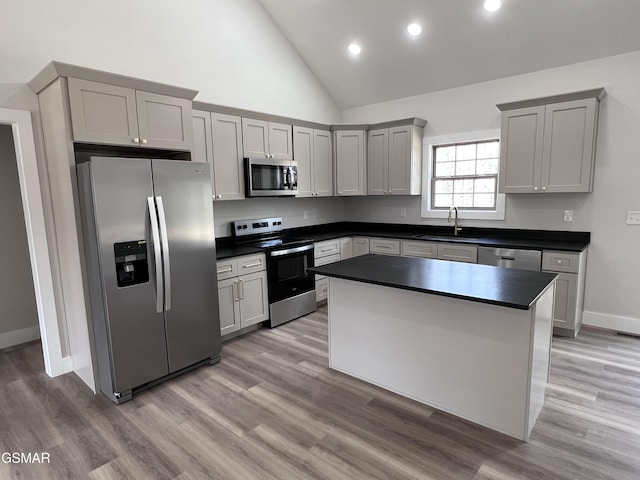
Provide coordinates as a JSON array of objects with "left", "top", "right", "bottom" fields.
[{"left": 78, "top": 157, "right": 221, "bottom": 404}]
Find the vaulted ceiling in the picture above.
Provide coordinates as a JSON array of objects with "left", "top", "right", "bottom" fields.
[{"left": 257, "top": 0, "right": 640, "bottom": 108}]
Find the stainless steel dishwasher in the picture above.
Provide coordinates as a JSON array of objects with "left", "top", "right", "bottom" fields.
[{"left": 477, "top": 247, "right": 542, "bottom": 271}]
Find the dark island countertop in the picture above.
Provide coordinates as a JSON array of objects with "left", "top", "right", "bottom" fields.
[{"left": 309, "top": 254, "right": 557, "bottom": 310}]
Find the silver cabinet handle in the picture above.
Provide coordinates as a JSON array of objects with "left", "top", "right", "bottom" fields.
[
  {"left": 147, "top": 197, "right": 163, "bottom": 313},
  {"left": 216, "top": 194, "right": 222, "bottom": 199},
  {"left": 156, "top": 196, "right": 171, "bottom": 311},
  {"left": 141, "top": 138, "right": 148, "bottom": 145},
  {"left": 378, "top": 244, "right": 393, "bottom": 249},
  {"left": 133, "top": 137, "right": 140, "bottom": 144},
  {"left": 233, "top": 280, "right": 239, "bottom": 301},
  {"left": 242, "top": 261, "right": 262, "bottom": 269},
  {"left": 533, "top": 186, "right": 539, "bottom": 191},
  {"left": 239, "top": 279, "right": 245, "bottom": 299},
  {"left": 320, "top": 247, "right": 334, "bottom": 253},
  {"left": 218, "top": 265, "right": 233, "bottom": 274},
  {"left": 542, "top": 186, "right": 547, "bottom": 191}
]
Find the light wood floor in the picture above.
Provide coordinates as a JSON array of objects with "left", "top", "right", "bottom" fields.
[{"left": 2, "top": 307, "right": 640, "bottom": 479}]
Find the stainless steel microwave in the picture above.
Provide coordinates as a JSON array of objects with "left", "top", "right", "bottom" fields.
[{"left": 244, "top": 157, "right": 298, "bottom": 197}]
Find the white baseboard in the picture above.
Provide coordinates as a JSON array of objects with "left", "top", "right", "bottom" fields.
[
  {"left": 0, "top": 325, "right": 41, "bottom": 349},
  {"left": 583, "top": 311, "right": 640, "bottom": 335}
]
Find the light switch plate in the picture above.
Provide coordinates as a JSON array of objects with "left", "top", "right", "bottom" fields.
[
  {"left": 563, "top": 210, "right": 573, "bottom": 222},
  {"left": 626, "top": 211, "right": 640, "bottom": 225}
]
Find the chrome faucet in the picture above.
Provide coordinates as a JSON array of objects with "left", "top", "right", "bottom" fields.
[{"left": 448, "top": 206, "right": 462, "bottom": 236}]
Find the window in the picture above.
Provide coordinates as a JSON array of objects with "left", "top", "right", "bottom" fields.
[
  {"left": 432, "top": 140, "right": 499, "bottom": 209},
  {"left": 421, "top": 130, "right": 505, "bottom": 221}
]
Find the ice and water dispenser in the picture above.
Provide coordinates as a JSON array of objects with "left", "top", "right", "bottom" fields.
[{"left": 114, "top": 241, "right": 149, "bottom": 287}]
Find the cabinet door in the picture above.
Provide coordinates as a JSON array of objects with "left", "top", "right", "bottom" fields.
[
  {"left": 269, "top": 122, "right": 293, "bottom": 160},
  {"left": 388, "top": 125, "right": 413, "bottom": 195},
  {"left": 369, "top": 238, "right": 400, "bottom": 256},
  {"left": 218, "top": 278, "right": 241, "bottom": 336},
  {"left": 313, "top": 130, "right": 334, "bottom": 197},
  {"left": 401, "top": 241, "right": 438, "bottom": 259},
  {"left": 316, "top": 277, "right": 329, "bottom": 303},
  {"left": 68, "top": 78, "right": 139, "bottom": 146},
  {"left": 136, "top": 91, "right": 193, "bottom": 150},
  {"left": 293, "top": 126, "right": 313, "bottom": 197},
  {"left": 242, "top": 118, "right": 269, "bottom": 158},
  {"left": 340, "top": 238, "right": 353, "bottom": 260},
  {"left": 335, "top": 130, "right": 366, "bottom": 196},
  {"left": 238, "top": 271, "right": 269, "bottom": 328},
  {"left": 550, "top": 272, "right": 578, "bottom": 330},
  {"left": 367, "top": 129, "right": 388, "bottom": 195},
  {"left": 212, "top": 113, "right": 245, "bottom": 200},
  {"left": 437, "top": 243, "right": 478, "bottom": 263},
  {"left": 192, "top": 110, "right": 215, "bottom": 197},
  {"left": 541, "top": 99, "right": 597, "bottom": 193},
  {"left": 499, "top": 106, "right": 545, "bottom": 193},
  {"left": 353, "top": 238, "right": 370, "bottom": 257}
]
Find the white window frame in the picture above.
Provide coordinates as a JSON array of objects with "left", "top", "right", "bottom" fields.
[{"left": 421, "top": 129, "right": 505, "bottom": 221}]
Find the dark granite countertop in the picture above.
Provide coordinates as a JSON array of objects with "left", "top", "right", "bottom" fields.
[
  {"left": 309, "top": 254, "right": 557, "bottom": 310},
  {"left": 216, "top": 244, "right": 264, "bottom": 260},
  {"left": 216, "top": 221, "right": 590, "bottom": 260}
]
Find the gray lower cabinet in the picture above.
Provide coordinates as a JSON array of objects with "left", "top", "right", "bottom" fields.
[
  {"left": 192, "top": 110, "right": 245, "bottom": 200},
  {"left": 542, "top": 249, "right": 586, "bottom": 337},
  {"left": 498, "top": 89, "right": 604, "bottom": 194},
  {"left": 369, "top": 238, "right": 400, "bottom": 256},
  {"left": 340, "top": 237, "right": 353, "bottom": 260},
  {"left": 401, "top": 240, "right": 438, "bottom": 259},
  {"left": 334, "top": 130, "right": 367, "bottom": 196},
  {"left": 293, "top": 126, "right": 333, "bottom": 197},
  {"left": 217, "top": 254, "right": 268, "bottom": 336},
  {"left": 68, "top": 77, "right": 192, "bottom": 150},
  {"left": 353, "top": 237, "right": 370, "bottom": 257},
  {"left": 314, "top": 238, "right": 344, "bottom": 302},
  {"left": 242, "top": 118, "right": 293, "bottom": 160},
  {"left": 367, "top": 123, "right": 423, "bottom": 196},
  {"left": 437, "top": 243, "right": 478, "bottom": 263}
]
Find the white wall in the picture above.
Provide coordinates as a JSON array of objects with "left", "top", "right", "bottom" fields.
[
  {"left": 214, "top": 197, "right": 345, "bottom": 238},
  {"left": 341, "top": 51, "right": 640, "bottom": 332},
  {"left": 0, "top": 125, "right": 40, "bottom": 348},
  {"left": 0, "top": 0, "right": 339, "bottom": 123}
]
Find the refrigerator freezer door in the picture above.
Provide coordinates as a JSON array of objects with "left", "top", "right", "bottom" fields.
[
  {"left": 89, "top": 157, "right": 170, "bottom": 392},
  {"left": 151, "top": 160, "right": 221, "bottom": 372}
]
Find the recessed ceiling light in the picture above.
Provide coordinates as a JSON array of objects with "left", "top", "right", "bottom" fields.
[
  {"left": 483, "top": 0, "right": 502, "bottom": 12},
  {"left": 348, "top": 43, "right": 362, "bottom": 55},
  {"left": 407, "top": 23, "right": 422, "bottom": 36}
]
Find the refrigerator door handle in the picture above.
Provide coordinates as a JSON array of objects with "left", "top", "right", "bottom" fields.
[
  {"left": 147, "top": 197, "right": 164, "bottom": 313},
  {"left": 156, "top": 196, "right": 171, "bottom": 311}
]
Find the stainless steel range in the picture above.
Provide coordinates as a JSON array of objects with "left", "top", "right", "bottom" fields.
[{"left": 233, "top": 217, "right": 316, "bottom": 327}]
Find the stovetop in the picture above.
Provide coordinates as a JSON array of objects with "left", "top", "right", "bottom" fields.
[{"left": 232, "top": 216, "right": 312, "bottom": 251}]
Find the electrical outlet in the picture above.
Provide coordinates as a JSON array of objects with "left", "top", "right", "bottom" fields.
[
  {"left": 626, "top": 211, "right": 640, "bottom": 225},
  {"left": 400, "top": 207, "right": 407, "bottom": 218},
  {"left": 303, "top": 210, "right": 308, "bottom": 220},
  {"left": 563, "top": 210, "right": 573, "bottom": 222}
]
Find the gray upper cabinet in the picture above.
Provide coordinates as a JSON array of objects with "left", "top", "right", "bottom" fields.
[
  {"left": 293, "top": 126, "right": 333, "bottom": 197},
  {"left": 212, "top": 113, "right": 245, "bottom": 200},
  {"left": 334, "top": 129, "right": 366, "bottom": 196},
  {"left": 242, "top": 118, "right": 292, "bottom": 160},
  {"left": 192, "top": 110, "right": 244, "bottom": 200},
  {"left": 367, "top": 121, "right": 424, "bottom": 196},
  {"left": 498, "top": 89, "right": 604, "bottom": 194},
  {"left": 68, "top": 78, "right": 192, "bottom": 150}
]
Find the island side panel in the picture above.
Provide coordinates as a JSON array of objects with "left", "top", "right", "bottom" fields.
[
  {"left": 525, "top": 283, "right": 555, "bottom": 440},
  {"left": 327, "top": 277, "right": 535, "bottom": 440}
]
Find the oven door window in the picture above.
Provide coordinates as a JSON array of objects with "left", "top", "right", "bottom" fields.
[{"left": 268, "top": 251, "right": 314, "bottom": 303}]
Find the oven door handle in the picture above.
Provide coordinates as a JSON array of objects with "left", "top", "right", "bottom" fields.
[{"left": 269, "top": 244, "right": 314, "bottom": 257}]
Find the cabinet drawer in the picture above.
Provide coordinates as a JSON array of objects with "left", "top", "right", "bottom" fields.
[
  {"left": 237, "top": 253, "right": 266, "bottom": 275},
  {"left": 216, "top": 258, "right": 238, "bottom": 280},
  {"left": 316, "top": 278, "right": 329, "bottom": 302},
  {"left": 370, "top": 238, "right": 400, "bottom": 256},
  {"left": 401, "top": 240, "right": 438, "bottom": 259},
  {"left": 315, "top": 239, "right": 340, "bottom": 258},
  {"left": 542, "top": 251, "right": 579, "bottom": 273},
  {"left": 437, "top": 243, "right": 478, "bottom": 263}
]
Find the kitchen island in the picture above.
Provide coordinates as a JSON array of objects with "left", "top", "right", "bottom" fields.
[{"left": 309, "top": 254, "right": 557, "bottom": 441}]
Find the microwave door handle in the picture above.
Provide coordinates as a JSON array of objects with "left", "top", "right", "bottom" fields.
[{"left": 147, "top": 197, "right": 164, "bottom": 313}]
